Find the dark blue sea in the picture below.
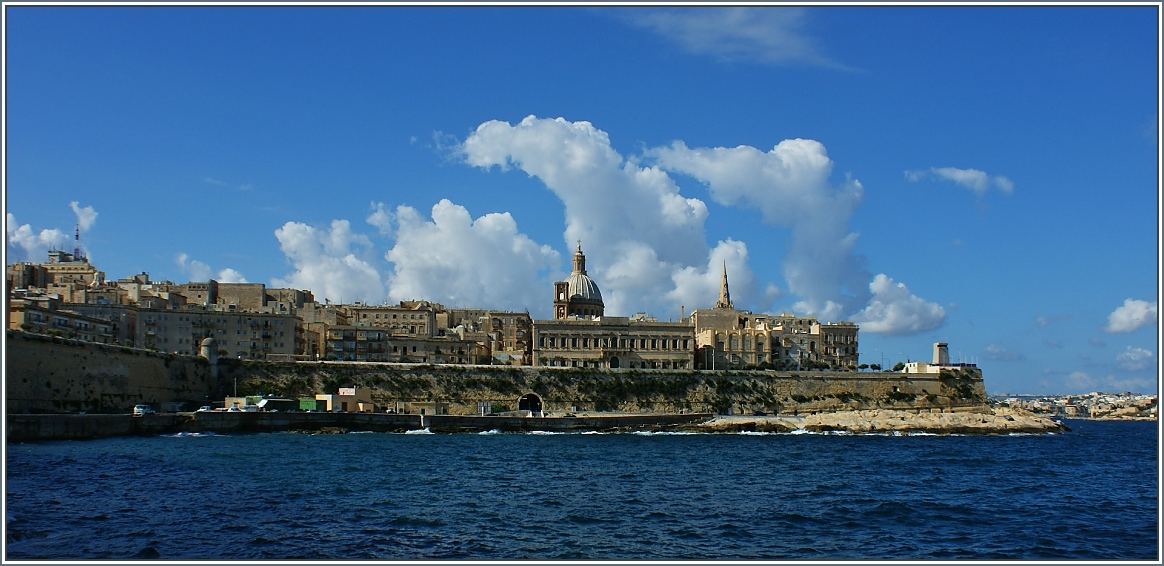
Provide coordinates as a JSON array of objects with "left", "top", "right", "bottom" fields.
[{"left": 5, "top": 419, "right": 1159, "bottom": 561}]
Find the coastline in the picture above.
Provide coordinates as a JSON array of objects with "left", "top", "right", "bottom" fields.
[
  {"left": 5, "top": 406, "right": 1075, "bottom": 442},
  {"left": 688, "top": 408, "right": 1070, "bottom": 435}
]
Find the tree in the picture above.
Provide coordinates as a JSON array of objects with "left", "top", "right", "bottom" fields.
[
  {"left": 870, "top": 364, "right": 881, "bottom": 371},
  {"left": 858, "top": 363, "right": 869, "bottom": 371},
  {"left": 892, "top": 362, "right": 906, "bottom": 372}
]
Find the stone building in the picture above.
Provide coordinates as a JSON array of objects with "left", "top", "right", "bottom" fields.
[
  {"left": 388, "top": 334, "right": 482, "bottom": 365},
  {"left": 42, "top": 250, "right": 104, "bottom": 287},
  {"left": 534, "top": 314, "right": 695, "bottom": 369},
  {"left": 691, "top": 265, "right": 859, "bottom": 370},
  {"left": 324, "top": 325, "right": 390, "bottom": 361},
  {"left": 7, "top": 291, "right": 116, "bottom": 344},
  {"left": 135, "top": 309, "right": 297, "bottom": 359},
  {"left": 346, "top": 300, "right": 438, "bottom": 336},
  {"left": 534, "top": 245, "right": 694, "bottom": 369},
  {"left": 442, "top": 308, "right": 533, "bottom": 365}
]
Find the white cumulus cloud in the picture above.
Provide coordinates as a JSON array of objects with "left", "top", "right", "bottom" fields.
[
  {"left": 905, "top": 167, "right": 1014, "bottom": 196},
  {"left": 850, "top": 274, "right": 946, "bottom": 335},
  {"left": 272, "top": 219, "right": 384, "bottom": 303},
  {"left": 460, "top": 115, "right": 943, "bottom": 332},
  {"left": 6, "top": 213, "right": 68, "bottom": 263},
  {"left": 1116, "top": 346, "right": 1155, "bottom": 371},
  {"left": 650, "top": 137, "right": 870, "bottom": 320},
  {"left": 366, "top": 201, "right": 394, "bottom": 236},
  {"left": 175, "top": 253, "right": 212, "bottom": 282},
  {"left": 461, "top": 115, "right": 733, "bottom": 317},
  {"left": 176, "top": 253, "right": 248, "bottom": 284},
  {"left": 216, "top": 268, "right": 248, "bottom": 283},
  {"left": 1105, "top": 298, "right": 1157, "bottom": 333},
  {"left": 69, "top": 201, "right": 98, "bottom": 232},
  {"left": 383, "top": 199, "right": 560, "bottom": 312},
  {"left": 664, "top": 239, "right": 755, "bottom": 317}
]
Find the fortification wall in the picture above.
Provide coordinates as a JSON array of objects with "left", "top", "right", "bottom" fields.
[
  {"left": 6, "top": 332, "right": 988, "bottom": 416},
  {"left": 222, "top": 360, "right": 988, "bottom": 415},
  {"left": 6, "top": 330, "right": 219, "bottom": 413}
]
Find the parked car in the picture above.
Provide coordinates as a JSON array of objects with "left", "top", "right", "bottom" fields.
[
  {"left": 133, "top": 404, "right": 156, "bottom": 416},
  {"left": 196, "top": 406, "right": 213, "bottom": 412}
]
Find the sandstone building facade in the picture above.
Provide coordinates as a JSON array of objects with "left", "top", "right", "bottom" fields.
[{"left": 689, "top": 264, "right": 859, "bottom": 370}]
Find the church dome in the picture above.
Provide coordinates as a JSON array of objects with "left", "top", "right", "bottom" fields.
[{"left": 565, "top": 271, "right": 603, "bottom": 304}]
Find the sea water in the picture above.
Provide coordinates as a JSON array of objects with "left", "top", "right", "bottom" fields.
[{"left": 5, "top": 419, "right": 1158, "bottom": 560}]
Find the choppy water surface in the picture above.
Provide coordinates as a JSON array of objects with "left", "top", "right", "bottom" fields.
[{"left": 5, "top": 420, "right": 1158, "bottom": 560}]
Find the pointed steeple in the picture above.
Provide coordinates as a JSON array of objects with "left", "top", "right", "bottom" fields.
[
  {"left": 572, "top": 240, "right": 587, "bottom": 274},
  {"left": 715, "top": 261, "right": 734, "bottom": 309}
]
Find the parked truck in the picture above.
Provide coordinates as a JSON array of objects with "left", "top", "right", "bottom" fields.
[{"left": 255, "top": 398, "right": 299, "bottom": 412}]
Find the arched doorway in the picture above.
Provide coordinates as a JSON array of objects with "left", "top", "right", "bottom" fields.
[
  {"left": 609, "top": 356, "right": 620, "bottom": 369},
  {"left": 518, "top": 393, "right": 543, "bottom": 416}
]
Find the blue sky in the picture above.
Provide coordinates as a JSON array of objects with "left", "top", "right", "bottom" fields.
[{"left": 4, "top": 4, "right": 1159, "bottom": 395}]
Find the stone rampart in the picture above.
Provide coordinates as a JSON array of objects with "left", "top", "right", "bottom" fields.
[
  {"left": 6, "top": 330, "right": 220, "bottom": 413},
  {"left": 223, "top": 360, "right": 988, "bottom": 415},
  {"left": 6, "top": 332, "right": 988, "bottom": 416}
]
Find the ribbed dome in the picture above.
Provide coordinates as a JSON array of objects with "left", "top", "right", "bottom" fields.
[{"left": 565, "top": 271, "right": 603, "bottom": 303}]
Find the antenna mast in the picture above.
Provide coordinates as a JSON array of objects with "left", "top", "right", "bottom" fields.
[{"left": 73, "top": 224, "right": 81, "bottom": 259}]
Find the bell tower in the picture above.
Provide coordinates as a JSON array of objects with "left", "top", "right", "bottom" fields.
[{"left": 554, "top": 281, "right": 569, "bottom": 320}]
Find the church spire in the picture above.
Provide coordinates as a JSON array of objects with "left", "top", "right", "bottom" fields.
[
  {"left": 715, "top": 261, "right": 734, "bottom": 309},
  {"left": 572, "top": 240, "right": 587, "bottom": 274}
]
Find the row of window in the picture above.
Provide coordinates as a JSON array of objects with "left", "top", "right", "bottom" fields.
[
  {"left": 543, "top": 358, "right": 691, "bottom": 369},
  {"left": 360, "top": 312, "right": 427, "bottom": 320},
  {"left": 539, "top": 335, "right": 691, "bottom": 351}
]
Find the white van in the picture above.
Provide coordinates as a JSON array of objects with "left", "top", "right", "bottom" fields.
[{"left": 133, "top": 404, "right": 156, "bottom": 416}]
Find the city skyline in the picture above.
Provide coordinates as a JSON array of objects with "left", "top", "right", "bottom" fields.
[{"left": 4, "top": 4, "right": 1159, "bottom": 395}]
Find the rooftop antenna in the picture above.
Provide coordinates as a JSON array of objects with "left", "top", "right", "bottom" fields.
[{"left": 73, "top": 224, "right": 86, "bottom": 261}]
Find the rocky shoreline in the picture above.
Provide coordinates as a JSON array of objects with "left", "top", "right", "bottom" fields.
[{"left": 686, "top": 407, "right": 1068, "bottom": 435}]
